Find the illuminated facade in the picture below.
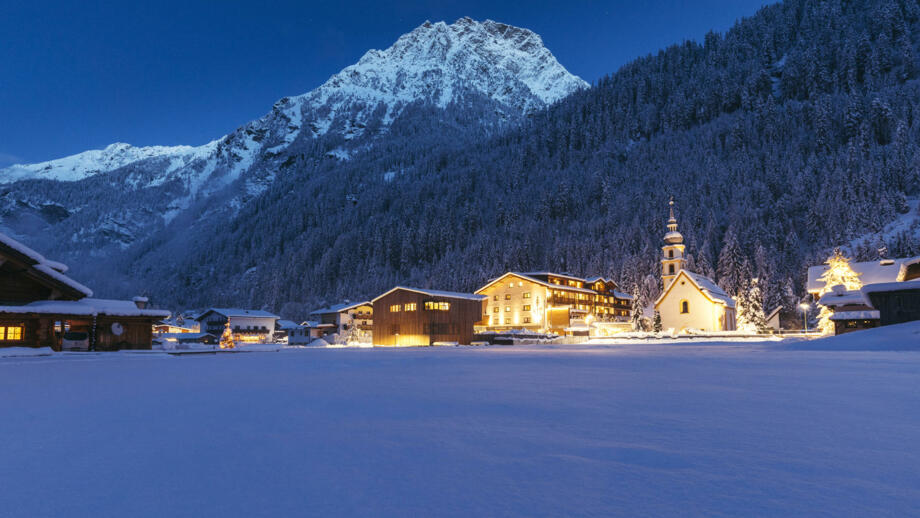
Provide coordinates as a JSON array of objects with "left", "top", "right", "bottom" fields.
[{"left": 475, "top": 272, "right": 633, "bottom": 336}]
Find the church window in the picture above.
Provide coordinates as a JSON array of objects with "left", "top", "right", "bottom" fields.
[
  {"left": 680, "top": 300, "right": 689, "bottom": 314},
  {"left": 669, "top": 264, "right": 675, "bottom": 274},
  {"left": 668, "top": 250, "right": 674, "bottom": 258}
]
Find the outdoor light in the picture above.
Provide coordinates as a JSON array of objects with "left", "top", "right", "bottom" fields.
[{"left": 799, "top": 303, "right": 810, "bottom": 334}]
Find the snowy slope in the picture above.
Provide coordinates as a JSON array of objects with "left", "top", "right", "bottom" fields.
[
  {"left": 0, "top": 142, "right": 211, "bottom": 184},
  {"left": 1, "top": 343, "right": 919, "bottom": 515}
]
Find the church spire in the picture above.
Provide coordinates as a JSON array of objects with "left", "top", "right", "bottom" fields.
[{"left": 661, "top": 198, "right": 686, "bottom": 288}]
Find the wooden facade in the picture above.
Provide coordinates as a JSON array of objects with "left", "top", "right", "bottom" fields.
[
  {"left": 0, "top": 233, "right": 168, "bottom": 350},
  {"left": 372, "top": 287, "right": 486, "bottom": 346},
  {"left": 865, "top": 287, "right": 920, "bottom": 327}
]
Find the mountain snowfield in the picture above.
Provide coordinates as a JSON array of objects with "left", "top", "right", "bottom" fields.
[{"left": 0, "top": 18, "right": 586, "bottom": 187}]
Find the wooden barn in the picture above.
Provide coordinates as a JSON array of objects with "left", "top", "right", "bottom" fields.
[
  {"left": 0, "top": 232, "right": 169, "bottom": 350},
  {"left": 372, "top": 287, "right": 486, "bottom": 346}
]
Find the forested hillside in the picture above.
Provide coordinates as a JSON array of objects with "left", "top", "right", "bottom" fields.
[{"left": 108, "top": 0, "right": 920, "bottom": 317}]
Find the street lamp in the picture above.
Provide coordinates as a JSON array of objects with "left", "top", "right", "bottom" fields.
[{"left": 799, "top": 303, "right": 810, "bottom": 334}]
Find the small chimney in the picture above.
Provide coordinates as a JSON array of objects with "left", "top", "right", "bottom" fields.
[{"left": 132, "top": 296, "right": 149, "bottom": 309}]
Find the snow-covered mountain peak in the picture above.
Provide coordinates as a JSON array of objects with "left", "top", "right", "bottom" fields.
[
  {"left": 0, "top": 142, "right": 202, "bottom": 184},
  {"left": 275, "top": 17, "right": 587, "bottom": 139}
]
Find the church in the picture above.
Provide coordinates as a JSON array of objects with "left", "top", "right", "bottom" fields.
[{"left": 653, "top": 200, "right": 737, "bottom": 332}]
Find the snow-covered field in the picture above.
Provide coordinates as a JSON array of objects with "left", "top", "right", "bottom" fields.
[{"left": 2, "top": 331, "right": 919, "bottom": 516}]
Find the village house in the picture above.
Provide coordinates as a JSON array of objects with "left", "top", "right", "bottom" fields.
[
  {"left": 0, "top": 232, "right": 170, "bottom": 350},
  {"left": 372, "top": 287, "right": 486, "bottom": 346},
  {"left": 194, "top": 308, "right": 279, "bottom": 343},
  {"left": 475, "top": 272, "right": 633, "bottom": 336},
  {"left": 309, "top": 301, "right": 373, "bottom": 341},
  {"left": 654, "top": 201, "right": 737, "bottom": 332},
  {"left": 808, "top": 255, "right": 920, "bottom": 334}
]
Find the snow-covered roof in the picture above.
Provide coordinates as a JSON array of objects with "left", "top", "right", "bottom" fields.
[
  {"left": 0, "top": 232, "right": 93, "bottom": 297},
  {"left": 612, "top": 290, "right": 634, "bottom": 300},
  {"left": 830, "top": 310, "right": 880, "bottom": 321},
  {"left": 654, "top": 270, "right": 735, "bottom": 309},
  {"left": 0, "top": 298, "right": 170, "bottom": 318},
  {"left": 817, "top": 289, "right": 870, "bottom": 308},
  {"left": 197, "top": 308, "right": 280, "bottom": 320},
  {"left": 479, "top": 272, "right": 598, "bottom": 295},
  {"left": 685, "top": 271, "right": 735, "bottom": 308},
  {"left": 861, "top": 279, "right": 920, "bottom": 296},
  {"left": 276, "top": 319, "right": 301, "bottom": 330},
  {"left": 807, "top": 259, "right": 906, "bottom": 293},
  {"left": 309, "top": 301, "right": 372, "bottom": 315},
  {"left": 372, "top": 286, "right": 487, "bottom": 302}
]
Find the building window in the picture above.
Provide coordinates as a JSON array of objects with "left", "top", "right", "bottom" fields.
[
  {"left": 504, "top": 318, "right": 511, "bottom": 325},
  {"left": 404, "top": 303, "right": 417, "bottom": 311},
  {"left": 505, "top": 306, "right": 511, "bottom": 312},
  {"left": 669, "top": 264, "right": 675, "bottom": 274},
  {"left": 680, "top": 300, "right": 689, "bottom": 314},
  {"left": 523, "top": 292, "right": 530, "bottom": 299},
  {"left": 523, "top": 305, "right": 531, "bottom": 311},
  {"left": 504, "top": 294, "right": 511, "bottom": 300},
  {"left": 668, "top": 250, "right": 674, "bottom": 258},
  {"left": 0, "top": 325, "right": 23, "bottom": 341},
  {"left": 523, "top": 317, "right": 531, "bottom": 324},
  {"left": 424, "top": 301, "right": 450, "bottom": 311},
  {"left": 493, "top": 295, "right": 498, "bottom": 301},
  {"left": 508, "top": 282, "right": 514, "bottom": 288},
  {"left": 389, "top": 304, "right": 401, "bottom": 313},
  {"left": 493, "top": 306, "right": 499, "bottom": 313}
]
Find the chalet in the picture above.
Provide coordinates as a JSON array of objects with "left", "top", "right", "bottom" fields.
[
  {"left": 154, "top": 315, "right": 199, "bottom": 334},
  {"left": 808, "top": 255, "right": 920, "bottom": 334},
  {"left": 0, "top": 232, "right": 169, "bottom": 350},
  {"left": 765, "top": 306, "right": 805, "bottom": 333},
  {"left": 372, "top": 287, "right": 486, "bottom": 346},
  {"left": 309, "top": 301, "right": 373, "bottom": 341},
  {"left": 654, "top": 201, "right": 736, "bottom": 332},
  {"left": 818, "top": 285, "right": 880, "bottom": 335},
  {"left": 194, "top": 308, "right": 279, "bottom": 343},
  {"left": 475, "top": 272, "right": 633, "bottom": 336}
]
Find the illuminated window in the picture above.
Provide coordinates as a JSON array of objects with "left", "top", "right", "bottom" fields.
[
  {"left": 504, "top": 318, "right": 511, "bottom": 325},
  {"left": 493, "top": 295, "right": 498, "bottom": 301},
  {"left": 523, "top": 305, "right": 531, "bottom": 311},
  {"left": 680, "top": 300, "right": 689, "bottom": 314},
  {"left": 404, "top": 303, "right": 417, "bottom": 311},
  {"left": 508, "top": 282, "right": 514, "bottom": 288},
  {"left": 424, "top": 301, "right": 450, "bottom": 311},
  {"left": 0, "top": 325, "right": 23, "bottom": 341},
  {"left": 523, "top": 292, "right": 530, "bottom": 299},
  {"left": 493, "top": 306, "right": 499, "bottom": 313},
  {"left": 389, "top": 305, "right": 400, "bottom": 313},
  {"left": 504, "top": 294, "right": 511, "bottom": 300},
  {"left": 518, "top": 281, "right": 523, "bottom": 287},
  {"left": 505, "top": 306, "right": 511, "bottom": 312},
  {"left": 523, "top": 317, "right": 531, "bottom": 323}
]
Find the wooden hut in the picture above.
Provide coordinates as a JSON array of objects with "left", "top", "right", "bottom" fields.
[
  {"left": 0, "top": 232, "right": 169, "bottom": 350},
  {"left": 372, "top": 287, "right": 486, "bottom": 346}
]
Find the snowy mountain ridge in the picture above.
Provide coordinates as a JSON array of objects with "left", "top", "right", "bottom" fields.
[
  {"left": 0, "top": 142, "right": 214, "bottom": 184},
  {"left": 0, "top": 18, "right": 586, "bottom": 186}
]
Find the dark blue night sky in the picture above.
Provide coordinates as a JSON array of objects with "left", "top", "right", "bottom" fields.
[{"left": 1, "top": 0, "right": 770, "bottom": 165}]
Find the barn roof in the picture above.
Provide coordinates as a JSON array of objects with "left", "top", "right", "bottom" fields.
[
  {"left": 0, "top": 298, "right": 170, "bottom": 318},
  {"left": 372, "top": 286, "right": 486, "bottom": 302},
  {"left": 0, "top": 232, "right": 93, "bottom": 298}
]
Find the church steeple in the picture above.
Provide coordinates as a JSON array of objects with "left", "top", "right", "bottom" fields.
[{"left": 661, "top": 198, "right": 686, "bottom": 288}]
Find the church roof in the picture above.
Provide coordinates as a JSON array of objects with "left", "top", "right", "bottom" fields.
[{"left": 654, "top": 270, "right": 735, "bottom": 309}]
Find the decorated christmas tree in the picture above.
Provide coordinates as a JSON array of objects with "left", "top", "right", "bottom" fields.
[
  {"left": 219, "top": 319, "right": 236, "bottom": 349},
  {"left": 816, "top": 249, "right": 863, "bottom": 334}
]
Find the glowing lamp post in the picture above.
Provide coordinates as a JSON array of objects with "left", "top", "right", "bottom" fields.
[{"left": 799, "top": 303, "right": 810, "bottom": 334}]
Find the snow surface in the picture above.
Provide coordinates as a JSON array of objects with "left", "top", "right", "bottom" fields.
[{"left": 1, "top": 338, "right": 918, "bottom": 516}]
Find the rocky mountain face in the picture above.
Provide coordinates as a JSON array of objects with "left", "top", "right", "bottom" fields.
[{"left": 0, "top": 18, "right": 586, "bottom": 281}]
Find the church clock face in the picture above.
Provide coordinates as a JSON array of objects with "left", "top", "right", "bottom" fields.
[{"left": 111, "top": 322, "right": 124, "bottom": 336}]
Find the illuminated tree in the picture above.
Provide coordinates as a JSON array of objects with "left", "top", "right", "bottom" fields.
[
  {"left": 816, "top": 249, "right": 863, "bottom": 333},
  {"left": 219, "top": 319, "right": 236, "bottom": 349}
]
